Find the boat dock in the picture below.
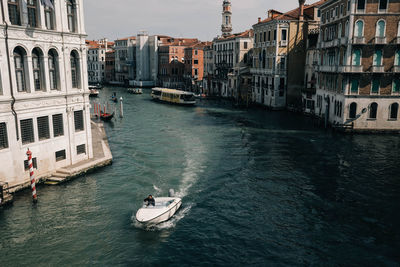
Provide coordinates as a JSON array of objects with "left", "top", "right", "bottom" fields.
[{"left": 45, "top": 120, "right": 113, "bottom": 185}]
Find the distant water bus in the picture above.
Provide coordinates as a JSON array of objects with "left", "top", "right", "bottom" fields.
[{"left": 151, "top": 88, "right": 196, "bottom": 105}]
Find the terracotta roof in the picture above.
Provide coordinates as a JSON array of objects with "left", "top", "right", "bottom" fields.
[
  {"left": 215, "top": 29, "right": 254, "bottom": 41},
  {"left": 256, "top": 0, "right": 326, "bottom": 25}
]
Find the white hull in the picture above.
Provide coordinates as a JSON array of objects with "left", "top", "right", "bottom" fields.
[{"left": 136, "top": 197, "right": 182, "bottom": 225}]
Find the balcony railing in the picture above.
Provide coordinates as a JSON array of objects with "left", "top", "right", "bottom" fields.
[
  {"left": 372, "top": 65, "right": 384, "bottom": 72},
  {"left": 319, "top": 65, "right": 338, "bottom": 72},
  {"left": 375, "top": 37, "right": 386, "bottom": 45},
  {"left": 340, "top": 37, "right": 348, "bottom": 45},
  {"left": 280, "top": 40, "right": 287, "bottom": 47},
  {"left": 339, "top": 65, "right": 363, "bottom": 73},
  {"left": 353, "top": 37, "right": 365, "bottom": 45},
  {"left": 394, "top": 66, "right": 400, "bottom": 73}
]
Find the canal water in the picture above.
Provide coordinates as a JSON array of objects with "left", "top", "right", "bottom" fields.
[{"left": 1, "top": 87, "right": 399, "bottom": 266}]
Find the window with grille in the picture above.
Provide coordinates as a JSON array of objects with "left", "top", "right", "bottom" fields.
[
  {"left": 14, "top": 48, "right": 26, "bottom": 92},
  {"left": 8, "top": 0, "right": 21, "bottom": 26},
  {"left": 55, "top": 150, "right": 66, "bottom": 162},
  {"left": 53, "top": 114, "right": 64, "bottom": 137},
  {"left": 27, "top": 0, "right": 38, "bottom": 28},
  {"left": 74, "top": 110, "right": 84, "bottom": 131},
  {"left": 45, "top": 0, "right": 55, "bottom": 30},
  {"left": 67, "top": 0, "right": 76, "bottom": 32},
  {"left": 0, "top": 123, "right": 9, "bottom": 150},
  {"left": 24, "top": 158, "right": 37, "bottom": 170},
  {"left": 20, "top": 119, "right": 34, "bottom": 144},
  {"left": 77, "top": 144, "right": 86, "bottom": 155},
  {"left": 37, "top": 116, "right": 50, "bottom": 140},
  {"left": 32, "top": 49, "right": 42, "bottom": 91}
]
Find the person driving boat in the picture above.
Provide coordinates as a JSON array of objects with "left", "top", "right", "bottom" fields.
[{"left": 144, "top": 195, "right": 155, "bottom": 206}]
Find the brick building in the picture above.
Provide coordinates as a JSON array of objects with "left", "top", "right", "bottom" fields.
[
  {"left": 158, "top": 38, "right": 199, "bottom": 89},
  {"left": 316, "top": 0, "right": 400, "bottom": 131},
  {"left": 184, "top": 42, "right": 211, "bottom": 92}
]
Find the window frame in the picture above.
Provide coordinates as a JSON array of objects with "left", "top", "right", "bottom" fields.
[
  {"left": 369, "top": 102, "right": 378, "bottom": 119},
  {"left": 37, "top": 116, "right": 50, "bottom": 141},
  {"left": 32, "top": 48, "right": 44, "bottom": 91},
  {"left": 389, "top": 103, "right": 399, "bottom": 120},
  {"left": 376, "top": 19, "right": 386, "bottom": 38},
  {"left": 349, "top": 102, "right": 357, "bottom": 119},
  {"left": 20, "top": 118, "right": 35, "bottom": 145},
  {"left": 27, "top": 0, "right": 39, "bottom": 28},
  {"left": 67, "top": 0, "right": 77, "bottom": 33},
  {"left": 0, "top": 122, "right": 9, "bottom": 150},
  {"left": 14, "top": 47, "right": 27, "bottom": 92},
  {"left": 8, "top": 0, "right": 21, "bottom": 26}
]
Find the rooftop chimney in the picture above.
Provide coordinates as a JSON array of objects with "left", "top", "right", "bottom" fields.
[{"left": 299, "top": 0, "right": 305, "bottom": 21}]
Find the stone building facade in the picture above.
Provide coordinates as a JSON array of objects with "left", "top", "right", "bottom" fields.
[
  {"left": 158, "top": 38, "right": 199, "bottom": 89},
  {"left": 211, "top": 30, "right": 253, "bottom": 97},
  {"left": 86, "top": 38, "right": 113, "bottom": 84},
  {"left": 316, "top": 0, "right": 400, "bottom": 131},
  {"left": 114, "top": 36, "right": 135, "bottom": 86},
  {"left": 251, "top": 1, "right": 324, "bottom": 110},
  {"left": 0, "top": 0, "right": 93, "bottom": 186}
]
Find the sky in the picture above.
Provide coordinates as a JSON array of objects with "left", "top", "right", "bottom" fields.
[{"left": 83, "top": 0, "right": 298, "bottom": 41}]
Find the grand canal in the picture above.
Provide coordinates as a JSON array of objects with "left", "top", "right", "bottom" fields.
[{"left": 0, "top": 87, "right": 399, "bottom": 266}]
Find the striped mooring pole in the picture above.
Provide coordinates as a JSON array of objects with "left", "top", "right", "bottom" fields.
[{"left": 26, "top": 149, "right": 38, "bottom": 203}]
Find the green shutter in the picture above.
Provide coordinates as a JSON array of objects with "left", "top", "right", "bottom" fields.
[
  {"left": 394, "top": 79, "right": 400, "bottom": 93},
  {"left": 372, "top": 79, "right": 380, "bottom": 93},
  {"left": 351, "top": 79, "right": 359, "bottom": 93}
]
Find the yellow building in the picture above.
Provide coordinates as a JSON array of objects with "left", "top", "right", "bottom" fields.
[{"left": 251, "top": 0, "right": 325, "bottom": 109}]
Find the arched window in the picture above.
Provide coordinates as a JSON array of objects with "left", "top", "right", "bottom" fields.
[
  {"left": 8, "top": 0, "right": 21, "bottom": 25},
  {"left": 345, "top": 21, "right": 349, "bottom": 36},
  {"left": 390, "top": 103, "right": 399, "bottom": 120},
  {"left": 355, "top": 20, "right": 364, "bottom": 37},
  {"left": 67, "top": 0, "right": 77, "bottom": 32},
  {"left": 13, "top": 47, "right": 27, "bottom": 92},
  {"left": 352, "top": 48, "right": 361, "bottom": 66},
  {"left": 376, "top": 20, "right": 386, "bottom": 37},
  {"left": 349, "top": 102, "right": 357, "bottom": 119},
  {"left": 70, "top": 51, "right": 80, "bottom": 88},
  {"left": 48, "top": 49, "right": 59, "bottom": 90},
  {"left": 369, "top": 102, "right": 378, "bottom": 119},
  {"left": 32, "top": 48, "right": 44, "bottom": 91},
  {"left": 373, "top": 49, "right": 382, "bottom": 66},
  {"left": 395, "top": 50, "right": 400, "bottom": 66}
]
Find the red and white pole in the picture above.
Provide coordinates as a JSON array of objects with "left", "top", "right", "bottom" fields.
[{"left": 26, "top": 149, "right": 38, "bottom": 203}]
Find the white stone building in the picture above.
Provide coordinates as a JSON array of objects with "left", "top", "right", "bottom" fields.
[
  {"left": 86, "top": 38, "right": 112, "bottom": 84},
  {"left": 134, "top": 31, "right": 158, "bottom": 87},
  {"left": 114, "top": 36, "right": 136, "bottom": 86},
  {"left": 211, "top": 30, "right": 253, "bottom": 97},
  {"left": 0, "top": 0, "right": 93, "bottom": 187}
]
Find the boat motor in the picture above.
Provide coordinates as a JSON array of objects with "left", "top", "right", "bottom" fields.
[{"left": 168, "top": 189, "right": 175, "bottom": 197}]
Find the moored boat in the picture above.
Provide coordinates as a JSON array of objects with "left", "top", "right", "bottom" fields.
[
  {"left": 136, "top": 196, "right": 182, "bottom": 225},
  {"left": 151, "top": 88, "right": 196, "bottom": 105},
  {"left": 100, "top": 112, "right": 114, "bottom": 121},
  {"left": 89, "top": 89, "right": 99, "bottom": 97},
  {"left": 128, "top": 88, "right": 143, "bottom": 94}
]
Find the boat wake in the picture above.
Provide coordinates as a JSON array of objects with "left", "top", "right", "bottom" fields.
[{"left": 175, "top": 136, "right": 206, "bottom": 198}]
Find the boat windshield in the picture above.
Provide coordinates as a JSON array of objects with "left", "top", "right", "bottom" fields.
[
  {"left": 142, "top": 200, "right": 174, "bottom": 209},
  {"left": 152, "top": 90, "right": 162, "bottom": 96},
  {"left": 180, "top": 94, "right": 195, "bottom": 101}
]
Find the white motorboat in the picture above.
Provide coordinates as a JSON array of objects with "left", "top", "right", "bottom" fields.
[{"left": 136, "top": 196, "right": 182, "bottom": 225}]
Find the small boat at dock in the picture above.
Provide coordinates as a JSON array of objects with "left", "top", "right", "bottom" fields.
[
  {"left": 100, "top": 111, "right": 114, "bottom": 121},
  {"left": 89, "top": 89, "right": 99, "bottom": 97}
]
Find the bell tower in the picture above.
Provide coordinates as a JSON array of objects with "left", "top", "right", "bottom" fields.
[{"left": 221, "top": 0, "right": 232, "bottom": 37}]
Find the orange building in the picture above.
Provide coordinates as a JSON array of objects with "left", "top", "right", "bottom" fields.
[{"left": 184, "top": 42, "right": 212, "bottom": 92}]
